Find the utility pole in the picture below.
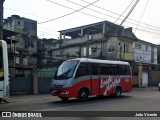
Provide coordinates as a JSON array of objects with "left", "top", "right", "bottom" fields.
[
  {"left": 120, "top": 0, "right": 139, "bottom": 25},
  {"left": 0, "top": 0, "right": 5, "bottom": 40}
]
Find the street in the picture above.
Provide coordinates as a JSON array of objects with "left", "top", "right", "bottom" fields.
[{"left": 0, "top": 87, "right": 160, "bottom": 119}]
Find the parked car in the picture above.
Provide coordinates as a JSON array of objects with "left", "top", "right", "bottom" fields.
[{"left": 158, "top": 83, "right": 160, "bottom": 91}]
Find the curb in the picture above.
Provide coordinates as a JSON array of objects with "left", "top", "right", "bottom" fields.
[{"left": 132, "top": 87, "right": 158, "bottom": 91}]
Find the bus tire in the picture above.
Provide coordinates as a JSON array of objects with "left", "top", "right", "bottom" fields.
[
  {"left": 0, "top": 98, "right": 2, "bottom": 103},
  {"left": 60, "top": 97, "right": 69, "bottom": 101},
  {"left": 115, "top": 87, "right": 122, "bottom": 97},
  {"left": 78, "top": 88, "right": 88, "bottom": 101}
]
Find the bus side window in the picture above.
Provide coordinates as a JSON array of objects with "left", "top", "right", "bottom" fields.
[
  {"left": 100, "top": 65, "right": 112, "bottom": 75},
  {"left": 75, "top": 63, "right": 89, "bottom": 78},
  {"left": 0, "top": 47, "right": 3, "bottom": 68},
  {"left": 112, "top": 65, "right": 122, "bottom": 75},
  {"left": 91, "top": 64, "right": 99, "bottom": 75},
  {"left": 122, "top": 65, "right": 131, "bottom": 75}
]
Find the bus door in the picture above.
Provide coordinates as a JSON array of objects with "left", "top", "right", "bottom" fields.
[{"left": 90, "top": 63, "right": 100, "bottom": 95}]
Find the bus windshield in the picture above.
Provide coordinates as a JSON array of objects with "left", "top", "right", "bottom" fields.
[{"left": 54, "top": 60, "right": 79, "bottom": 79}]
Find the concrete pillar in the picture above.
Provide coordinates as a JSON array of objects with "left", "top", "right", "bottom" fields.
[
  {"left": 33, "top": 68, "right": 38, "bottom": 94},
  {"left": 138, "top": 62, "right": 142, "bottom": 87},
  {"left": 59, "top": 33, "right": 62, "bottom": 40},
  {"left": 80, "top": 28, "right": 83, "bottom": 36},
  {"left": 102, "top": 22, "right": 106, "bottom": 33},
  {"left": 0, "top": 0, "right": 5, "bottom": 40},
  {"left": 63, "top": 33, "right": 66, "bottom": 40}
]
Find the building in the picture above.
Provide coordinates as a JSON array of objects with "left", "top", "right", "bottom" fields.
[
  {"left": 37, "top": 38, "right": 58, "bottom": 66},
  {"left": 0, "top": 0, "right": 5, "bottom": 39},
  {"left": 133, "top": 41, "right": 157, "bottom": 64},
  {"left": 3, "top": 15, "right": 37, "bottom": 77},
  {"left": 52, "top": 21, "right": 158, "bottom": 87},
  {"left": 54, "top": 21, "right": 136, "bottom": 61}
]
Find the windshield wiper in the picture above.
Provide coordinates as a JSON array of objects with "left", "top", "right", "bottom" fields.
[{"left": 54, "top": 69, "right": 72, "bottom": 80}]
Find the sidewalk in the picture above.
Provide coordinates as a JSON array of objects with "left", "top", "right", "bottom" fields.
[
  {"left": 1, "top": 94, "right": 53, "bottom": 103},
  {"left": 132, "top": 86, "right": 158, "bottom": 91},
  {"left": 1, "top": 86, "right": 159, "bottom": 104}
]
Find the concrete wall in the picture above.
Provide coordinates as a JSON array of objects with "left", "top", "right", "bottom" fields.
[
  {"left": 38, "top": 77, "right": 52, "bottom": 94},
  {"left": 10, "top": 77, "right": 52, "bottom": 94},
  {"left": 132, "top": 75, "right": 138, "bottom": 86},
  {"left": 10, "top": 77, "right": 33, "bottom": 94},
  {"left": 149, "top": 71, "right": 160, "bottom": 86},
  {"left": 62, "top": 33, "right": 104, "bottom": 46}
]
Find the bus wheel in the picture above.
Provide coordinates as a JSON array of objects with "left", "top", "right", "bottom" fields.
[
  {"left": 78, "top": 89, "right": 88, "bottom": 101},
  {"left": 60, "top": 97, "right": 69, "bottom": 101},
  {"left": 115, "top": 87, "right": 121, "bottom": 97},
  {"left": 0, "top": 98, "right": 2, "bottom": 103}
]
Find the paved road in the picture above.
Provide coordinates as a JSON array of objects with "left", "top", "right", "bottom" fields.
[{"left": 0, "top": 87, "right": 160, "bottom": 120}]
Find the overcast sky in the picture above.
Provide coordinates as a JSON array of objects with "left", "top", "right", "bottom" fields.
[{"left": 3, "top": 0, "right": 160, "bottom": 44}]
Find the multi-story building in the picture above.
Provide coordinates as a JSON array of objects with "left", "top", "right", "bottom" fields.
[
  {"left": 54, "top": 21, "right": 136, "bottom": 61},
  {"left": 37, "top": 38, "right": 58, "bottom": 66},
  {"left": 133, "top": 41, "right": 157, "bottom": 64},
  {"left": 3, "top": 15, "right": 37, "bottom": 68}
]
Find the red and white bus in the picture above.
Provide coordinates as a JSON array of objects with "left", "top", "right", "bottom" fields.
[{"left": 51, "top": 58, "right": 132, "bottom": 101}]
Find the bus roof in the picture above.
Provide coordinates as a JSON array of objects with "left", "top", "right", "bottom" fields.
[{"left": 67, "top": 58, "right": 129, "bottom": 65}]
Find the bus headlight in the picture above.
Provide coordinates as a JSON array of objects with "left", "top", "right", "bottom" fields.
[{"left": 63, "top": 85, "right": 72, "bottom": 88}]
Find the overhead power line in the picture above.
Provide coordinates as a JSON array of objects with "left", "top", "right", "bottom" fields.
[
  {"left": 120, "top": 0, "right": 139, "bottom": 25},
  {"left": 44, "top": 0, "right": 160, "bottom": 36},
  {"left": 38, "top": 0, "right": 100, "bottom": 24},
  {"left": 4, "top": 8, "right": 76, "bottom": 26},
  {"left": 66, "top": 0, "right": 118, "bottom": 20},
  {"left": 5, "top": 1, "right": 160, "bottom": 32},
  {"left": 114, "top": 0, "right": 135, "bottom": 23},
  {"left": 4, "top": 0, "right": 160, "bottom": 37},
  {"left": 80, "top": 0, "right": 160, "bottom": 31},
  {"left": 64, "top": 0, "right": 160, "bottom": 33},
  {"left": 134, "top": 0, "right": 150, "bottom": 32}
]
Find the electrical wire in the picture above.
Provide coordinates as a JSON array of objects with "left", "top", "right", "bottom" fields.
[
  {"left": 66, "top": 0, "right": 118, "bottom": 20},
  {"left": 4, "top": 0, "right": 160, "bottom": 37},
  {"left": 38, "top": 0, "right": 100, "bottom": 24},
  {"left": 120, "top": 0, "right": 139, "bottom": 25},
  {"left": 134, "top": 0, "right": 150, "bottom": 33},
  {"left": 5, "top": 0, "right": 160, "bottom": 32},
  {"left": 64, "top": 0, "right": 160, "bottom": 33},
  {"left": 80, "top": 0, "right": 160, "bottom": 30},
  {"left": 114, "top": 0, "right": 135, "bottom": 23},
  {"left": 4, "top": 7, "right": 76, "bottom": 26},
  {"left": 4, "top": 1, "right": 160, "bottom": 33}
]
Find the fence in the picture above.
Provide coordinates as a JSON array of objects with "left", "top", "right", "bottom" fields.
[
  {"left": 38, "top": 71, "right": 53, "bottom": 77},
  {"left": 10, "top": 77, "right": 33, "bottom": 94},
  {"left": 9, "top": 65, "right": 160, "bottom": 94}
]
